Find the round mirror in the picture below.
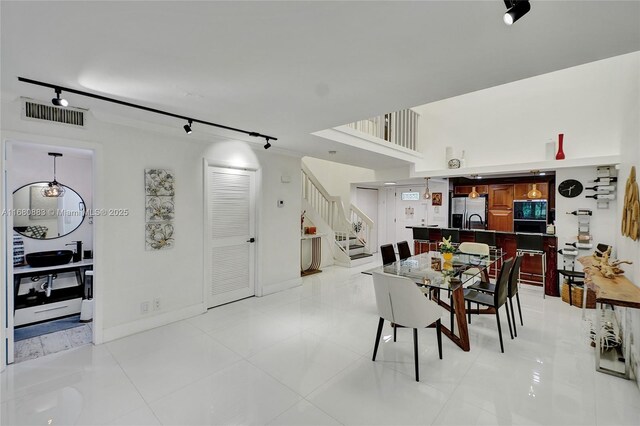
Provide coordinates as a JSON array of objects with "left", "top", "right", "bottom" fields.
[{"left": 12, "top": 182, "right": 85, "bottom": 240}]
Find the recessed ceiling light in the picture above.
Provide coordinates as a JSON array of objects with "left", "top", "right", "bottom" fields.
[
  {"left": 539, "top": 172, "right": 546, "bottom": 176},
  {"left": 384, "top": 182, "right": 396, "bottom": 185}
]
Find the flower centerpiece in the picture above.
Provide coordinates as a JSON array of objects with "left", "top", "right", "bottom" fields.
[{"left": 439, "top": 236, "right": 456, "bottom": 261}]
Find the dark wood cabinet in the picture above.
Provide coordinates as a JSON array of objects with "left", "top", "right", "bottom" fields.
[
  {"left": 488, "top": 184, "right": 514, "bottom": 210},
  {"left": 488, "top": 184, "right": 514, "bottom": 231},
  {"left": 488, "top": 210, "right": 513, "bottom": 232},
  {"left": 513, "top": 182, "right": 549, "bottom": 200},
  {"left": 454, "top": 185, "right": 488, "bottom": 195}
]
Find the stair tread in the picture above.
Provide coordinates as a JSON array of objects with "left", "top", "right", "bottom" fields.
[
  {"left": 335, "top": 236, "right": 357, "bottom": 241},
  {"left": 350, "top": 253, "right": 373, "bottom": 260},
  {"left": 349, "top": 244, "right": 365, "bottom": 249}
]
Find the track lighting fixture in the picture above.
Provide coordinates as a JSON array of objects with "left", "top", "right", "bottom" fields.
[
  {"left": 51, "top": 88, "right": 68, "bottom": 107},
  {"left": 42, "top": 153, "right": 66, "bottom": 197},
  {"left": 20, "top": 77, "right": 277, "bottom": 146},
  {"left": 183, "top": 120, "right": 193, "bottom": 134},
  {"left": 503, "top": 0, "right": 531, "bottom": 25}
]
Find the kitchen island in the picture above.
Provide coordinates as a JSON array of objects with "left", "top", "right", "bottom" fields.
[{"left": 411, "top": 227, "right": 559, "bottom": 297}]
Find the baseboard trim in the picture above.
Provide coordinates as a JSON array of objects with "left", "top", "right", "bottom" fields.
[
  {"left": 102, "top": 303, "right": 206, "bottom": 343},
  {"left": 262, "top": 277, "right": 302, "bottom": 296}
]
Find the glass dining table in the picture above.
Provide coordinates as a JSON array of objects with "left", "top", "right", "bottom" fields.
[{"left": 363, "top": 250, "right": 504, "bottom": 351}]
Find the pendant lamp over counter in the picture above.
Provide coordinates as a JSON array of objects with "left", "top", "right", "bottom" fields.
[
  {"left": 468, "top": 187, "right": 480, "bottom": 199},
  {"left": 527, "top": 184, "right": 542, "bottom": 199}
]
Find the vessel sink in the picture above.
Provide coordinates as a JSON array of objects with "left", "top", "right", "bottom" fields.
[{"left": 25, "top": 250, "right": 74, "bottom": 268}]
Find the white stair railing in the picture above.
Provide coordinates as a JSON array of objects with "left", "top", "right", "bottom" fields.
[
  {"left": 346, "top": 108, "right": 419, "bottom": 151},
  {"left": 301, "top": 163, "right": 351, "bottom": 257},
  {"left": 350, "top": 205, "right": 374, "bottom": 254}
]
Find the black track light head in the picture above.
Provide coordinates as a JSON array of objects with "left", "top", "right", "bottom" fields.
[
  {"left": 264, "top": 138, "right": 272, "bottom": 150},
  {"left": 183, "top": 120, "right": 193, "bottom": 134},
  {"left": 503, "top": 0, "right": 530, "bottom": 25},
  {"left": 51, "top": 88, "right": 68, "bottom": 107}
]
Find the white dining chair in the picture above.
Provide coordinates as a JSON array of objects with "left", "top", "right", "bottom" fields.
[
  {"left": 458, "top": 242, "right": 491, "bottom": 284},
  {"left": 371, "top": 272, "right": 442, "bottom": 382}
]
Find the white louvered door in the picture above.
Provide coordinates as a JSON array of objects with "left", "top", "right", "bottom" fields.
[{"left": 206, "top": 166, "right": 256, "bottom": 308}]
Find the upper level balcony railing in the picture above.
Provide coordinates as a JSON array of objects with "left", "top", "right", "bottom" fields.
[{"left": 346, "top": 108, "right": 419, "bottom": 152}]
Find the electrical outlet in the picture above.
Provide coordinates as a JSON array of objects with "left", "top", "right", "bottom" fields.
[
  {"left": 153, "top": 297, "right": 161, "bottom": 311},
  {"left": 140, "top": 301, "right": 149, "bottom": 314}
]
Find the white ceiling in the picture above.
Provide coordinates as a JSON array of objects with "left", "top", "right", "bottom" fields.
[{"left": 2, "top": 1, "right": 638, "bottom": 169}]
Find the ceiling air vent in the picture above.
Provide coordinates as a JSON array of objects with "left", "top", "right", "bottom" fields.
[{"left": 22, "top": 98, "right": 86, "bottom": 127}]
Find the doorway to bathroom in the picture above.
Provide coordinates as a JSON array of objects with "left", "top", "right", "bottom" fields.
[{"left": 4, "top": 141, "right": 95, "bottom": 364}]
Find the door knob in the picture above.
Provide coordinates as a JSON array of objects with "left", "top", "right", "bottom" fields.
[{"left": 247, "top": 238, "right": 255, "bottom": 243}]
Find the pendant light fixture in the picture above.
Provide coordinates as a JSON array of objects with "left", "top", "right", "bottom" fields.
[
  {"left": 468, "top": 186, "right": 480, "bottom": 199},
  {"left": 527, "top": 183, "right": 542, "bottom": 199},
  {"left": 423, "top": 177, "right": 431, "bottom": 200},
  {"left": 42, "top": 152, "right": 66, "bottom": 197}
]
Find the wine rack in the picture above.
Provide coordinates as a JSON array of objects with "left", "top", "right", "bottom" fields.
[{"left": 586, "top": 166, "right": 617, "bottom": 209}]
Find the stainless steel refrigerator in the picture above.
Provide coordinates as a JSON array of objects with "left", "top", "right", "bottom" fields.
[{"left": 450, "top": 194, "right": 488, "bottom": 230}]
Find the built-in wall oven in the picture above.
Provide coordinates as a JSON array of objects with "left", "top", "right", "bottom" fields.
[{"left": 513, "top": 200, "right": 547, "bottom": 233}]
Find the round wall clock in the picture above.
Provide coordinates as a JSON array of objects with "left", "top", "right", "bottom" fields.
[{"left": 558, "top": 179, "right": 583, "bottom": 198}]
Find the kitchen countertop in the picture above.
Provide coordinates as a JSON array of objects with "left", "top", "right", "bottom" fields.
[{"left": 407, "top": 226, "right": 557, "bottom": 238}]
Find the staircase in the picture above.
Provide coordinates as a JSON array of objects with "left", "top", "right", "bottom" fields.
[{"left": 301, "top": 163, "right": 374, "bottom": 267}]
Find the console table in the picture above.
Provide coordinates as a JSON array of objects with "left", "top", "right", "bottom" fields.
[
  {"left": 301, "top": 234, "right": 324, "bottom": 276},
  {"left": 578, "top": 256, "right": 640, "bottom": 379}
]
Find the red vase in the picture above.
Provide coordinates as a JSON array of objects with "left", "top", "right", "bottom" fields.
[{"left": 555, "top": 133, "right": 565, "bottom": 160}]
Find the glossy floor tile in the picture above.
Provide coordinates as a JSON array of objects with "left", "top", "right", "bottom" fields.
[{"left": 2, "top": 262, "right": 639, "bottom": 425}]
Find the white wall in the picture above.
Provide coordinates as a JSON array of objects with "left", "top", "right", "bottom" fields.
[
  {"left": 555, "top": 166, "right": 618, "bottom": 272},
  {"left": 302, "top": 157, "right": 375, "bottom": 211},
  {"left": 1, "top": 95, "right": 302, "bottom": 348},
  {"left": 413, "top": 53, "right": 639, "bottom": 172},
  {"left": 614, "top": 53, "right": 640, "bottom": 385}
]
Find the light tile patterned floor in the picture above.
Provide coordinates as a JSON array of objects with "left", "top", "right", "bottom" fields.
[
  {"left": 2, "top": 261, "right": 639, "bottom": 425},
  {"left": 13, "top": 323, "right": 92, "bottom": 363}
]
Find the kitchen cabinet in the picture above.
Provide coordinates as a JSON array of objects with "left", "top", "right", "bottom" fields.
[
  {"left": 488, "top": 210, "right": 513, "bottom": 232},
  {"left": 487, "top": 184, "right": 514, "bottom": 232},
  {"left": 454, "top": 185, "right": 488, "bottom": 196},
  {"left": 488, "top": 184, "right": 514, "bottom": 210},
  {"left": 514, "top": 182, "right": 549, "bottom": 200}
]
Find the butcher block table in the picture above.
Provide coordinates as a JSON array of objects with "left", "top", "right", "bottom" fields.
[{"left": 578, "top": 256, "right": 640, "bottom": 379}]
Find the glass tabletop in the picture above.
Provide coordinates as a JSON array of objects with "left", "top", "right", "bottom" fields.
[{"left": 363, "top": 251, "right": 502, "bottom": 290}]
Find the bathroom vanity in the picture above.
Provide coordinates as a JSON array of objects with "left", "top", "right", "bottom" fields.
[{"left": 13, "top": 259, "right": 93, "bottom": 326}]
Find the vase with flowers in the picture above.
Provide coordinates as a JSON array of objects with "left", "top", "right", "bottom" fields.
[{"left": 439, "top": 236, "right": 456, "bottom": 262}]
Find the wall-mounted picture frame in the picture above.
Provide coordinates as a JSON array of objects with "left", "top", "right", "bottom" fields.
[
  {"left": 145, "top": 168, "right": 175, "bottom": 250},
  {"left": 432, "top": 192, "right": 443, "bottom": 206}
]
